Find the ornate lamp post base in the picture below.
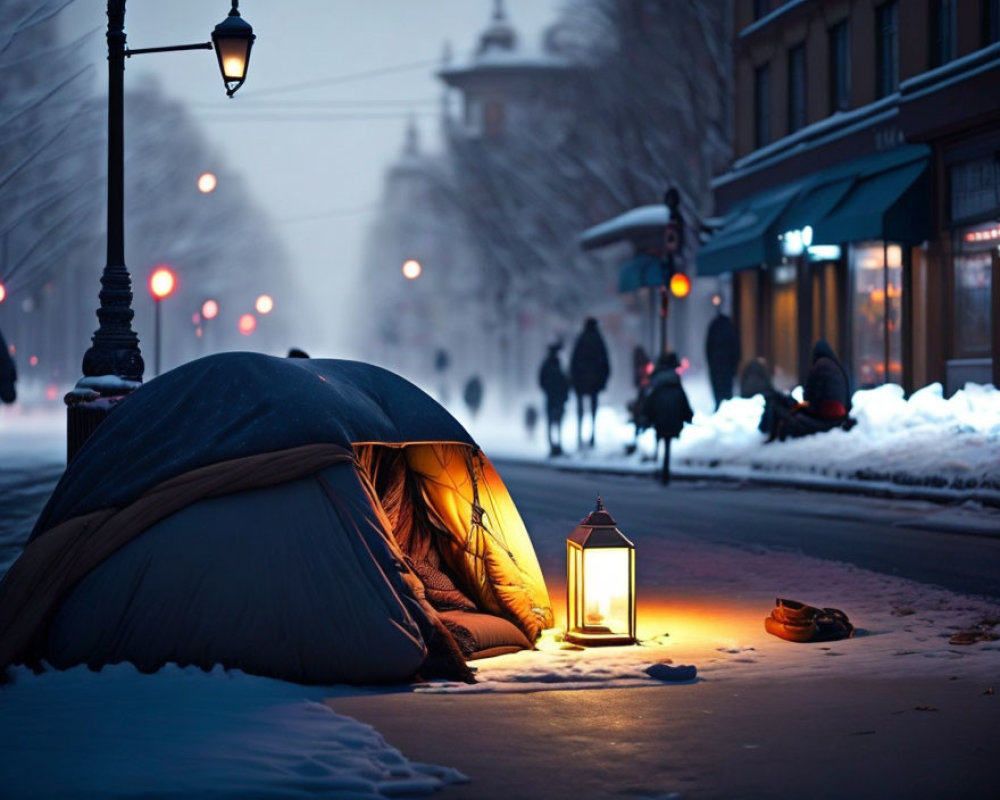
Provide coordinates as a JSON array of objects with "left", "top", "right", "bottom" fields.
[{"left": 65, "top": 375, "right": 142, "bottom": 458}]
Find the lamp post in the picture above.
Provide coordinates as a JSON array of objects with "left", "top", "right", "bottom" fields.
[
  {"left": 149, "top": 266, "right": 176, "bottom": 376},
  {"left": 65, "top": 1, "right": 255, "bottom": 461}
]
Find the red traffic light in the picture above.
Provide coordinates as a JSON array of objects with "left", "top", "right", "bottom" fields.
[{"left": 669, "top": 273, "right": 691, "bottom": 298}]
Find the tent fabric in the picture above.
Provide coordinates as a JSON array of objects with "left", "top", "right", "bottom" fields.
[
  {"left": 405, "top": 445, "right": 553, "bottom": 640},
  {"left": 33, "top": 353, "right": 474, "bottom": 536},
  {"left": 0, "top": 444, "right": 355, "bottom": 677},
  {"left": 47, "top": 463, "right": 433, "bottom": 685}
]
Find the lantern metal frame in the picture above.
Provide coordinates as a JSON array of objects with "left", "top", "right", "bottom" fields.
[{"left": 565, "top": 498, "right": 636, "bottom": 646}]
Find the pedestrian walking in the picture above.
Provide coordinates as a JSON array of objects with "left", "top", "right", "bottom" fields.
[
  {"left": 640, "top": 351, "right": 693, "bottom": 485},
  {"left": 569, "top": 317, "right": 610, "bottom": 449},
  {"left": 0, "top": 329, "right": 16, "bottom": 405},
  {"left": 705, "top": 297, "right": 740, "bottom": 411},
  {"left": 538, "top": 341, "right": 570, "bottom": 456},
  {"left": 463, "top": 375, "right": 484, "bottom": 417}
]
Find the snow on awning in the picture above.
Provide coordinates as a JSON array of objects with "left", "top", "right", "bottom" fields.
[{"left": 579, "top": 205, "right": 671, "bottom": 250}]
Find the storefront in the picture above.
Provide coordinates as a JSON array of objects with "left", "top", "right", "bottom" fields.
[{"left": 699, "top": 145, "right": 930, "bottom": 392}]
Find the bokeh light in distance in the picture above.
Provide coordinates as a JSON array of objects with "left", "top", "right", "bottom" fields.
[
  {"left": 201, "top": 299, "right": 219, "bottom": 320},
  {"left": 402, "top": 259, "right": 422, "bottom": 280},
  {"left": 255, "top": 294, "right": 274, "bottom": 315},
  {"left": 150, "top": 266, "right": 176, "bottom": 300},
  {"left": 197, "top": 172, "right": 217, "bottom": 193},
  {"left": 238, "top": 313, "right": 257, "bottom": 335}
]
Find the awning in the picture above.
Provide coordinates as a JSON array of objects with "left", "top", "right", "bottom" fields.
[
  {"left": 811, "top": 159, "right": 929, "bottom": 245},
  {"left": 695, "top": 183, "right": 802, "bottom": 276},
  {"left": 697, "top": 144, "right": 931, "bottom": 276},
  {"left": 618, "top": 254, "right": 668, "bottom": 292}
]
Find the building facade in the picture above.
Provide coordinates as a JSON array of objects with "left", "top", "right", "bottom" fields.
[{"left": 698, "top": 0, "right": 1000, "bottom": 393}]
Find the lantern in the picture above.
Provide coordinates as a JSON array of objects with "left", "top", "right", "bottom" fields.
[
  {"left": 212, "top": 1, "right": 256, "bottom": 97},
  {"left": 566, "top": 496, "right": 636, "bottom": 646}
]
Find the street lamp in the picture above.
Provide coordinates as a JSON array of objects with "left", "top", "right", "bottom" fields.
[
  {"left": 402, "top": 259, "right": 422, "bottom": 280},
  {"left": 255, "top": 294, "right": 274, "bottom": 315},
  {"left": 149, "top": 265, "right": 176, "bottom": 376},
  {"left": 66, "top": 1, "right": 256, "bottom": 461},
  {"left": 238, "top": 313, "right": 257, "bottom": 336}
]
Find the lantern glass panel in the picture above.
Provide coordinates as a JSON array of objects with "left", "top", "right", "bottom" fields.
[
  {"left": 582, "top": 547, "right": 630, "bottom": 633},
  {"left": 216, "top": 37, "right": 249, "bottom": 80}
]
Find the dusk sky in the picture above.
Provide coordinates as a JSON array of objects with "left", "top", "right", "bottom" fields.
[{"left": 60, "top": 0, "right": 563, "bottom": 351}]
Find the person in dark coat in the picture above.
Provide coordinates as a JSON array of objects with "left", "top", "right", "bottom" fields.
[
  {"left": 803, "top": 339, "right": 852, "bottom": 419},
  {"left": 569, "top": 318, "right": 610, "bottom": 448},
  {"left": 463, "top": 375, "right": 484, "bottom": 417},
  {"left": 705, "top": 301, "right": 740, "bottom": 411},
  {"left": 640, "top": 352, "right": 693, "bottom": 485},
  {"left": 771, "top": 340, "right": 855, "bottom": 441},
  {"left": 0, "top": 329, "right": 16, "bottom": 405},
  {"left": 538, "top": 342, "right": 569, "bottom": 456}
]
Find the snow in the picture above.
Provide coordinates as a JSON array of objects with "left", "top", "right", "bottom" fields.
[
  {"left": 579, "top": 204, "right": 671, "bottom": 249},
  {"left": 0, "top": 663, "right": 467, "bottom": 799},
  {"left": 461, "top": 379, "right": 1000, "bottom": 506}
]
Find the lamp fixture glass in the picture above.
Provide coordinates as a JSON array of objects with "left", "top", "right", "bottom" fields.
[{"left": 212, "top": 1, "right": 255, "bottom": 97}]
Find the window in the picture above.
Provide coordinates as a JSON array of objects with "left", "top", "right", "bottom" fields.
[
  {"left": 754, "top": 0, "right": 769, "bottom": 20},
  {"left": 851, "top": 242, "right": 903, "bottom": 387},
  {"left": 828, "top": 20, "right": 851, "bottom": 112},
  {"left": 953, "top": 224, "right": 998, "bottom": 357},
  {"left": 985, "top": 0, "right": 1000, "bottom": 46},
  {"left": 754, "top": 63, "right": 771, "bottom": 148},
  {"left": 875, "top": 2, "right": 899, "bottom": 98},
  {"left": 787, "top": 44, "right": 806, "bottom": 133},
  {"left": 929, "top": 0, "right": 957, "bottom": 67}
]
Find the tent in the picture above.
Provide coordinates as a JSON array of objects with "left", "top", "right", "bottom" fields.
[{"left": 0, "top": 354, "right": 553, "bottom": 685}]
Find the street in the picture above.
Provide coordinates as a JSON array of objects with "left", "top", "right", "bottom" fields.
[{"left": 497, "top": 462, "right": 1000, "bottom": 600}]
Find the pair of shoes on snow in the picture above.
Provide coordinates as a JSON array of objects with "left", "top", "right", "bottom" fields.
[{"left": 764, "top": 597, "right": 854, "bottom": 643}]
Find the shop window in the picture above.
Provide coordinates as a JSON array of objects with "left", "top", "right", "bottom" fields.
[
  {"left": 875, "top": 2, "right": 899, "bottom": 98},
  {"left": 787, "top": 43, "right": 806, "bottom": 134},
  {"left": 828, "top": 20, "right": 851, "bottom": 113},
  {"left": 736, "top": 270, "right": 760, "bottom": 368},
  {"left": 811, "top": 261, "right": 841, "bottom": 355},
  {"left": 770, "top": 263, "right": 798, "bottom": 390},
  {"left": 953, "top": 223, "right": 997, "bottom": 358},
  {"left": 850, "top": 242, "right": 903, "bottom": 387}
]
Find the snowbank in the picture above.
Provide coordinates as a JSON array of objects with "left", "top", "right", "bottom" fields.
[{"left": 462, "top": 382, "right": 1000, "bottom": 504}]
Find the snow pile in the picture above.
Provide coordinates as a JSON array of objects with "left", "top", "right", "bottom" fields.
[
  {"left": 0, "top": 663, "right": 467, "bottom": 799},
  {"left": 465, "top": 382, "right": 1000, "bottom": 502}
]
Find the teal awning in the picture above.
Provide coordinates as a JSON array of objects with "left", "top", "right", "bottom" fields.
[
  {"left": 695, "top": 183, "right": 802, "bottom": 276},
  {"left": 811, "top": 159, "right": 929, "bottom": 245},
  {"left": 697, "top": 144, "right": 931, "bottom": 276},
  {"left": 618, "top": 254, "right": 668, "bottom": 292}
]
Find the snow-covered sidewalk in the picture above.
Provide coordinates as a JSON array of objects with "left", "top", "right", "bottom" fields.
[{"left": 464, "top": 382, "right": 1000, "bottom": 508}]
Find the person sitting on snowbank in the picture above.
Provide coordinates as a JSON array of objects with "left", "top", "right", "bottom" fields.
[{"left": 767, "top": 340, "right": 855, "bottom": 442}]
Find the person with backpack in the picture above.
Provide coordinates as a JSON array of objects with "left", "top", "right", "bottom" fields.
[{"left": 640, "top": 351, "right": 693, "bottom": 485}]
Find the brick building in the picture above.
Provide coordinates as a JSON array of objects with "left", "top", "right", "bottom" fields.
[{"left": 698, "top": 0, "right": 1000, "bottom": 393}]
